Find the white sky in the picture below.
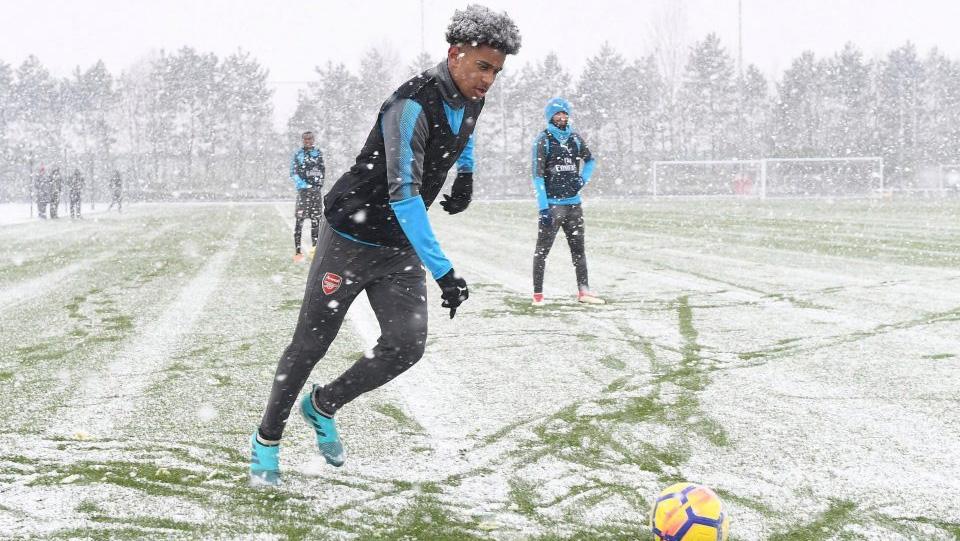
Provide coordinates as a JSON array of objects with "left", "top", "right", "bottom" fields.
[{"left": 2, "top": 0, "right": 959, "bottom": 128}]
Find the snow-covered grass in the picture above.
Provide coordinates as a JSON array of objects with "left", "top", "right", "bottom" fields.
[
  {"left": 0, "top": 202, "right": 113, "bottom": 226},
  {"left": 1, "top": 199, "right": 958, "bottom": 540}
]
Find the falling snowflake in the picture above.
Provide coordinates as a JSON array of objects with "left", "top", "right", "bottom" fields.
[{"left": 197, "top": 404, "right": 218, "bottom": 422}]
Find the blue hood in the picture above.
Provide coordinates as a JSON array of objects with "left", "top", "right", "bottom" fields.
[
  {"left": 544, "top": 97, "right": 573, "bottom": 143},
  {"left": 544, "top": 97, "right": 572, "bottom": 125}
]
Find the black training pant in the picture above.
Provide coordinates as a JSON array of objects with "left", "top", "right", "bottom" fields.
[
  {"left": 259, "top": 223, "right": 428, "bottom": 441},
  {"left": 533, "top": 203, "right": 588, "bottom": 294},
  {"left": 69, "top": 194, "right": 81, "bottom": 218},
  {"left": 294, "top": 187, "right": 322, "bottom": 253}
]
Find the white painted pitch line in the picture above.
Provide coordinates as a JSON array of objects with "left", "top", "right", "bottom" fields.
[
  {"left": 50, "top": 221, "right": 250, "bottom": 438},
  {"left": 0, "top": 224, "right": 178, "bottom": 313}
]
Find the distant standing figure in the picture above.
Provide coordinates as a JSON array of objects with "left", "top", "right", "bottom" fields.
[
  {"left": 68, "top": 169, "right": 85, "bottom": 219},
  {"left": 34, "top": 165, "right": 51, "bottom": 219},
  {"left": 531, "top": 97, "right": 604, "bottom": 305},
  {"left": 108, "top": 170, "right": 123, "bottom": 212},
  {"left": 290, "top": 130, "right": 325, "bottom": 263},
  {"left": 49, "top": 167, "right": 63, "bottom": 219}
]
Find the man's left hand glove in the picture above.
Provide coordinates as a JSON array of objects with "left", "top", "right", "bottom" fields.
[
  {"left": 439, "top": 172, "right": 473, "bottom": 215},
  {"left": 436, "top": 268, "right": 469, "bottom": 318}
]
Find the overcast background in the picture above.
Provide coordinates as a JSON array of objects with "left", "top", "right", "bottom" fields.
[{"left": 3, "top": 0, "right": 959, "bottom": 128}]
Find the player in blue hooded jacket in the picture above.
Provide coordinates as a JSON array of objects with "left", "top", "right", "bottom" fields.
[
  {"left": 248, "top": 4, "right": 522, "bottom": 487},
  {"left": 531, "top": 97, "right": 604, "bottom": 305},
  {"left": 290, "top": 131, "right": 325, "bottom": 263}
]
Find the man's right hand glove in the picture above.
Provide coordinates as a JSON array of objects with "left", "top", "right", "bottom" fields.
[
  {"left": 439, "top": 172, "right": 473, "bottom": 215},
  {"left": 436, "top": 269, "right": 469, "bottom": 319},
  {"left": 538, "top": 208, "right": 553, "bottom": 229}
]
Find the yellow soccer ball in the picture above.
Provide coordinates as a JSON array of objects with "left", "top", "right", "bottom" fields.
[{"left": 650, "top": 482, "right": 730, "bottom": 541}]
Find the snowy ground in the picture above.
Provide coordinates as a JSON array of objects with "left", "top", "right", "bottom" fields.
[
  {"left": 0, "top": 202, "right": 112, "bottom": 226},
  {"left": 0, "top": 199, "right": 958, "bottom": 540}
]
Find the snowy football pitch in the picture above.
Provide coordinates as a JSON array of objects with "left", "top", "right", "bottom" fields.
[{"left": 1, "top": 199, "right": 958, "bottom": 540}]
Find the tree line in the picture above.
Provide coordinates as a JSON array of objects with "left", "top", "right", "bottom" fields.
[
  {"left": 1, "top": 35, "right": 957, "bottom": 201},
  {"left": 0, "top": 48, "right": 277, "bottom": 201}
]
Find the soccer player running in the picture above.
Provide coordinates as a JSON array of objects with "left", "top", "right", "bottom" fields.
[
  {"left": 531, "top": 97, "right": 604, "bottom": 305},
  {"left": 290, "top": 131, "right": 325, "bottom": 263},
  {"left": 249, "top": 4, "right": 522, "bottom": 486}
]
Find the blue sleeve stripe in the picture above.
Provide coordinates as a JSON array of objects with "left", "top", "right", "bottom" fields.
[
  {"left": 442, "top": 101, "right": 465, "bottom": 135},
  {"left": 291, "top": 150, "right": 306, "bottom": 189},
  {"left": 531, "top": 135, "right": 540, "bottom": 179},
  {"left": 390, "top": 195, "right": 453, "bottom": 279},
  {"left": 534, "top": 177, "right": 548, "bottom": 210},
  {"left": 457, "top": 134, "right": 475, "bottom": 173},
  {"left": 330, "top": 227, "right": 383, "bottom": 247},
  {"left": 398, "top": 100, "right": 424, "bottom": 200},
  {"left": 581, "top": 158, "right": 596, "bottom": 185},
  {"left": 532, "top": 134, "right": 548, "bottom": 210}
]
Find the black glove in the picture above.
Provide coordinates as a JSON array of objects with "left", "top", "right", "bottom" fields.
[
  {"left": 539, "top": 208, "right": 553, "bottom": 228},
  {"left": 436, "top": 268, "right": 469, "bottom": 318},
  {"left": 439, "top": 172, "right": 473, "bottom": 215}
]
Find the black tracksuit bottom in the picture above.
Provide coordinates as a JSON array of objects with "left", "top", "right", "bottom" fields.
[
  {"left": 533, "top": 203, "right": 589, "bottom": 294},
  {"left": 294, "top": 187, "right": 322, "bottom": 253},
  {"left": 259, "top": 222, "right": 428, "bottom": 441}
]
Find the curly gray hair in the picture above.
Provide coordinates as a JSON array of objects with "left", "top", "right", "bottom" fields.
[{"left": 445, "top": 4, "right": 521, "bottom": 55}]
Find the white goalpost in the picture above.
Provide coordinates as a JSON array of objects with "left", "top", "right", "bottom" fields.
[{"left": 650, "top": 157, "right": 884, "bottom": 199}]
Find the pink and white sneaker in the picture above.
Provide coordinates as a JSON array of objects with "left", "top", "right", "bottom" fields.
[
  {"left": 532, "top": 293, "right": 545, "bottom": 306},
  {"left": 577, "top": 291, "right": 606, "bottom": 305}
]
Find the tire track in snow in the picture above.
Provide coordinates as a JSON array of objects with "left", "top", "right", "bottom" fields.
[{"left": 50, "top": 221, "right": 250, "bottom": 438}]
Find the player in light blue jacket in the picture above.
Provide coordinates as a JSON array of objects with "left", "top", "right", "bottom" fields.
[
  {"left": 290, "top": 131, "right": 325, "bottom": 262},
  {"left": 531, "top": 97, "right": 603, "bottom": 305}
]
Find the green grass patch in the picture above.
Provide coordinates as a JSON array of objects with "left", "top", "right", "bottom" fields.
[
  {"left": 768, "top": 499, "right": 857, "bottom": 541},
  {"left": 369, "top": 494, "right": 487, "bottom": 540},
  {"left": 604, "top": 376, "right": 630, "bottom": 393},
  {"left": 74, "top": 499, "right": 105, "bottom": 515},
  {"left": 530, "top": 524, "right": 652, "bottom": 541},
  {"left": 16, "top": 343, "right": 69, "bottom": 362},
  {"left": 103, "top": 315, "right": 134, "bottom": 331},
  {"left": 165, "top": 361, "right": 191, "bottom": 372},
  {"left": 373, "top": 403, "right": 424, "bottom": 433},
  {"left": 278, "top": 298, "right": 302, "bottom": 311},
  {"left": 922, "top": 353, "right": 956, "bottom": 360},
  {"left": 713, "top": 488, "right": 777, "bottom": 516},
  {"left": 508, "top": 478, "right": 540, "bottom": 518}
]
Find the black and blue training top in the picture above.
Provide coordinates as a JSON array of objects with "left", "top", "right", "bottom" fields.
[
  {"left": 532, "top": 97, "right": 596, "bottom": 211},
  {"left": 324, "top": 61, "right": 480, "bottom": 279},
  {"left": 290, "top": 147, "right": 325, "bottom": 190}
]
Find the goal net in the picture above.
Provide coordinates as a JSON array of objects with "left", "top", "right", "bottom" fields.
[{"left": 650, "top": 160, "right": 763, "bottom": 197}]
